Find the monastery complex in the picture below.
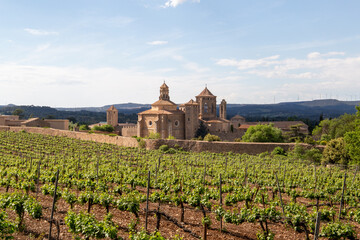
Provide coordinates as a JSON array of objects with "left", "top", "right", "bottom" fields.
[{"left": 106, "top": 83, "right": 308, "bottom": 140}]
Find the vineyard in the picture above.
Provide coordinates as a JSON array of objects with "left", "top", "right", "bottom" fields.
[{"left": 1, "top": 130, "right": 360, "bottom": 240}]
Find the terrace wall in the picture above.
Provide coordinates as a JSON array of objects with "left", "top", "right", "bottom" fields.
[
  {"left": 0, "top": 126, "right": 139, "bottom": 148},
  {"left": 0, "top": 126, "right": 323, "bottom": 154}
]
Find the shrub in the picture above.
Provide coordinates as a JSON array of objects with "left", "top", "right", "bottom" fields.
[
  {"left": 159, "top": 145, "right": 169, "bottom": 152},
  {"left": 320, "top": 222, "right": 356, "bottom": 240},
  {"left": 138, "top": 140, "right": 146, "bottom": 149},
  {"left": 93, "top": 125, "right": 114, "bottom": 132},
  {"left": 304, "top": 136, "right": 316, "bottom": 145},
  {"left": 242, "top": 124, "right": 283, "bottom": 143},
  {"left": 304, "top": 148, "right": 322, "bottom": 163},
  {"left": 167, "top": 148, "right": 177, "bottom": 154},
  {"left": 272, "top": 146, "right": 286, "bottom": 156},
  {"left": 167, "top": 135, "right": 176, "bottom": 140},
  {"left": 234, "top": 138, "right": 242, "bottom": 142},
  {"left": 0, "top": 211, "right": 16, "bottom": 238},
  {"left": 204, "top": 133, "right": 221, "bottom": 142},
  {"left": 79, "top": 125, "right": 90, "bottom": 131},
  {"left": 322, "top": 138, "right": 350, "bottom": 165},
  {"left": 147, "top": 132, "right": 160, "bottom": 139}
]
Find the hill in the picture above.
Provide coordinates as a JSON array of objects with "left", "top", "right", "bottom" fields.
[
  {"left": 1, "top": 99, "right": 359, "bottom": 129},
  {"left": 0, "top": 105, "right": 138, "bottom": 124}
]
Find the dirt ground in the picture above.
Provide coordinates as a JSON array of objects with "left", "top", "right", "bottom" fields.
[{"left": 2, "top": 185, "right": 360, "bottom": 240}]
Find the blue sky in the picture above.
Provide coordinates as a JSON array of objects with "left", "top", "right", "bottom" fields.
[{"left": 1, "top": 0, "right": 360, "bottom": 107}]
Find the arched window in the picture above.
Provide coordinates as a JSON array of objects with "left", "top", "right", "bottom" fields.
[{"left": 204, "top": 103, "right": 208, "bottom": 113}]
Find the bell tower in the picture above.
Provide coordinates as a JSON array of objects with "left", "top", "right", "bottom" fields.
[
  {"left": 159, "top": 82, "right": 170, "bottom": 101},
  {"left": 220, "top": 99, "right": 227, "bottom": 119},
  {"left": 195, "top": 86, "right": 217, "bottom": 120}
]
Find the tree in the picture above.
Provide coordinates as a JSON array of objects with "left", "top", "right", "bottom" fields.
[
  {"left": 322, "top": 137, "right": 350, "bottom": 166},
  {"left": 195, "top": 121, "right": 209, "bottom": 139},
  {"left": 242, "top": 124, "right": 284, "bottom": 143},
  {"left": 284, "top": 124, "right": 306, "bottom": 142},
  {"left": 312, "top": 114, "right": 357, "bottom": 140},
  {"left": 12, "top": 108, "right": 24, "bottom": 119},
  {"left": 344, "top": 105, "right": 360, "bottom": 164}
]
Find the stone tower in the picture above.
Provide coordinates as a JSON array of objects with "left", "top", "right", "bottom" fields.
[
  {"left": 195, "top": 87, "right": 217, "bottom": 120},
  {"left": 106, "top": 105, "right": 118, "bottom": 127},
  {"left": 220, "top": 99, "right": 227, "bottom": 119},
  {"left": 159, "top": 82, "right": 170, "bottom": 101},
  {"left": 181, "top": 99, "right": 199, "bottom": 139}
]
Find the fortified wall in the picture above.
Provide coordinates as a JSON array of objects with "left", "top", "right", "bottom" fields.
[{"left": 0, "top": 126, "right": 323, "bottom": 155}]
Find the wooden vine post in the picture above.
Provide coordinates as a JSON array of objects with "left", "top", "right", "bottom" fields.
[
  {"left": 244, "top": 163, "right": 248, "bottom": 186},
  {"left": 203, "top": 161, "right": 207, "bottom": 186},
  {"left": 219, "top": 174, "right": 223, "bottom": 232},
  {"left": 352, "top": 166, "right": 358, "bottom": 185},
  {"left": 313, "top": 212, "right": 321, "bottom": 240},
  {"left": 36, "top": 160, "right": 41, "bottom": 199},
  {"left": 275, "top": 173, "right": 285, "bottom": 215},
  {"left": 49, "top": 169, "right": 59, "bottom": 240},
  {"left": 339, "top": 172, "right": 347, "bottom": 219},
  {"left": 145, "top": 171, "right": 150, "bottom": 231}
]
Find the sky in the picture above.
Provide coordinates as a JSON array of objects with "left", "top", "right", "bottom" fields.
[{"left": 1, "top": 0, "right": 360, "bottom": 107}]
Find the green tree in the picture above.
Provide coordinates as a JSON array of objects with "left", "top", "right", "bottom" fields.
[
  {"left": 322, "top": 137, "right": 350, "bottom": 165},
  {"left": 242, "top": 124, "right": 284, "bottom": 143},
  {"left": 344, "top": 105, "right": 360, "bottom": 164},
  {"left": 195, "top": 121, "right": 209, "bottom": 139},
  {"left": 12, "top": 108, "right": 24, "bottom": 119},
  {"left": 312, "top": 114, "right": 357, "bottom": 140},
  {"left": 284, "top": 124, "right": 306, "bottom": 142}
]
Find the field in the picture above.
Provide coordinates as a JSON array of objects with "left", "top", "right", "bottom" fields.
[{"left": 0, "top": 130, "right": 360, "bottom": 240}]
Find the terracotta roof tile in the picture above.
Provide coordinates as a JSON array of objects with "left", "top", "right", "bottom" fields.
[{"left": 196, "top": 87, "right": 215, "bottom": 97}]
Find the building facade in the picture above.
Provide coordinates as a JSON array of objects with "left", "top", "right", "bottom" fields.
[{"left": 137, "top": 83, "right": 230, "bottom": 139}]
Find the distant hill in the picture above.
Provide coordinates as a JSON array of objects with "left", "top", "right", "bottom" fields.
[
  {"left": 56, "top": 103, "right": 151, "bottom": 113},
  {"left": 0, "top": 105, "right": 138, "bottom": 125},
  {"left": 226, "top": 99, "right": 360, "bottom": 121}
]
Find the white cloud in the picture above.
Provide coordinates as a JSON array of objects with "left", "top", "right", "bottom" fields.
[
  {"left": 147, "top": 40, "right": 168, "bottom": 45},
  {"left": 163, "top": 0, "right": 200, "bottom": 8},
  {"left": 308, "top": 51, "right": 345, "bottom": 59},
  {"left": 24, "top": 28, "right": 59, "bottom": 36},
  {"left": 217, "top": 55, "right": 280, "bottom": 70},
  {"left": 184, "top": 62, "right": 209, "bottom": 73},
  {"left": 215, "top": 52, "right": 360, "bottom": 103}
]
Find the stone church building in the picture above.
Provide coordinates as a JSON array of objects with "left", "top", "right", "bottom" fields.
[{"left": 137, "top": 82, "right": 230, "bottom": 139}]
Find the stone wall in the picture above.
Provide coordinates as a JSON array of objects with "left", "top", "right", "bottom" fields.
[
  {"left": 121, "top": 126, "right": 138, "bottom": 137},
  {"left": 213, "top": 130, "right": 244, "bottom": 141},
  {"left": 143, "top": 138, "right": 324, "bottom": 155},
  {"left": 0, "top": 126, "right": 139, "bottom": 148},
  {"left": 0, "top": 126, "right": 323, "bottom": 155}
]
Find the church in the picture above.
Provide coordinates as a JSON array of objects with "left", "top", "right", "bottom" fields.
[{"left": 136, "top": 82, "right": 230, "bottom": 139}]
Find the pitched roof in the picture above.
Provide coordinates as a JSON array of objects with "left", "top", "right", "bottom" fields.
[
  {"left": 151, "top": 99, "right": 177, "bottom": 106},
  {"left": 138, "top": 109, "right": 183, "bottom": 115},
  {"left": 160, "top": 82, "right": 169, "bottom": 89},
  {"left": 21, "top": 118, "right": 40, "bottom": 124},
  {"left": 107, "top": 105, "right": 117, "bottom": 111},
  {"left": 196, "top": 87, "right": 215, "bottom": 97},
  {"left": 231, "top": 115, "right": 246, "bottom": 120},
  {"left": 184, "top": 99, "right": 199, "bottom": 105}
]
